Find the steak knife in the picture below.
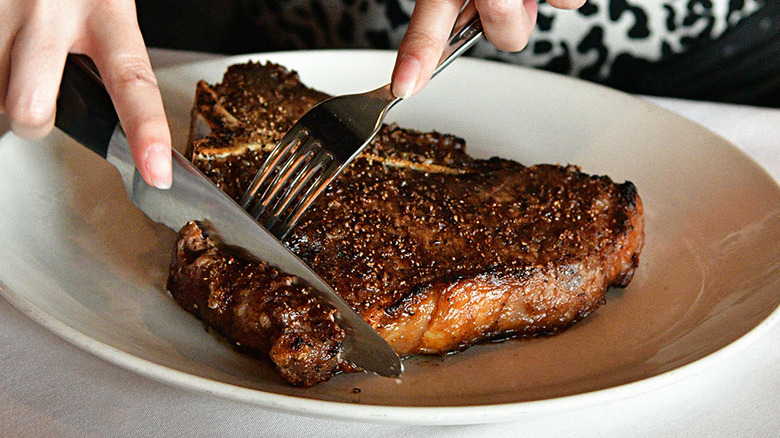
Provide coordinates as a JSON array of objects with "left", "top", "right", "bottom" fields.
[{"left": 54, "top": 54, "right": 402, "bottom": 378}]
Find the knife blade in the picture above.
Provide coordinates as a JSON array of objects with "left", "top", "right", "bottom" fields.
[{"left": 54, "top": 54, "right": 402, "bottom": 378}]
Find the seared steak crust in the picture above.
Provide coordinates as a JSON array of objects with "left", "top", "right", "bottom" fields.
[
  {"left": 167, "top": 222, "right": 357, "bottom": 387},
  {"left": 290, "top": 146, "right": 643, "bottom": 355},
  {"left": 168, "top": 61, "right": 644, "bottom": 384},
  {"left": 186, "top": 62, "right": 329, "bottom": 200}
]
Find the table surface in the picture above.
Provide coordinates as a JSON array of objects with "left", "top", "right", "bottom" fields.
[{"left": 1, "top": 49, "right": 778, "bottom": 437}]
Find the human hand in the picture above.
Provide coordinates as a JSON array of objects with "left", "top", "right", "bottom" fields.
[
  {"left": 0, "top": 0, "right": 172, "bottom": 188},
  {"left": 391, "top": 0, "right": 586, "bottom": 98}
]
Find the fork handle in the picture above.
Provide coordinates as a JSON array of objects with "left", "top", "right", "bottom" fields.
[{"left": 431, "top": 15, "right": 484, "bottom": 80}]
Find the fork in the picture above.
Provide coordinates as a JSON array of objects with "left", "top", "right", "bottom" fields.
[{"left": 240, "top": 14, "right": 484, "bottom": 240}]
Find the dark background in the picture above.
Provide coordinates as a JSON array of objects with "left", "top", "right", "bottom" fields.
[
  {"left": 136, "top": 0, "right": 780, "bottom": 107},
  {"left": 136, "top": 0, "right": 270, "bottom": 54}
]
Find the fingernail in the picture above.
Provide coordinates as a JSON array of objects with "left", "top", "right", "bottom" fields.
[
  {"left": 144, "top": 143, "right": 172, "bottom": 189},
  {"left": 392, "top": 55, "right": 421, "bottom": 99}
]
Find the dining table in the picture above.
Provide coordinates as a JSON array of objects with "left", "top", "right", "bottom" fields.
[{"left": 0, "top": 48, "right": 777, "bottom": 437}]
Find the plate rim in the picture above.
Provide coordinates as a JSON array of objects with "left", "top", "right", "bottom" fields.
[
  {"left": 2, "top": 274, "right": 777, "bottom": 425},
  {"left": 1, "top": 49, "right": 778, "bottom": 425}
]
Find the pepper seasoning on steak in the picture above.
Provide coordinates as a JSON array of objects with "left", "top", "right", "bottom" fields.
[{"left": 167, "top": 61, "right": 644, "bottom": 385}]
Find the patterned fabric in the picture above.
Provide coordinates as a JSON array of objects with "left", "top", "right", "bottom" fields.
[
  {"left": 243, "top": 0, "right": 765, "bottom": 81},
  {"left": 137, "top": 0, "right": 778, "bottom": 105}
]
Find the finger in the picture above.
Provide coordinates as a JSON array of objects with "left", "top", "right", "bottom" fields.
[
  {"left": 5, "top": 6, "right": 74, "bottom": 139},
  {"left": 392, "top": 0, "right": 466, "bottom": 98},
  {"left": 475, "top": 0, "right": 538, "bottom": 52},
  {"left": 0, "top": 1, "right": 20, "bottom": 114},
  {"left": 0, "top": 32, "right": 13, "bottom": 114},
  {"left": 546, "top": 0, "right": 586, "bottom": 9},
  {"left": 86, "top": 3, "right": 172, "bottom": 189}
]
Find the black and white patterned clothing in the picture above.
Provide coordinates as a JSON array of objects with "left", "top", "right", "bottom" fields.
[
  {"left": 244, "top": 1, "right": 760, "bottom": 77},
  {"left": 136, "top": 0, "right": 780, "bottom": 106}
]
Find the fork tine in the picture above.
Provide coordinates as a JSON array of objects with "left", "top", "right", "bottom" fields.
[
  {"left": 264, "top": 147, "right": 335, "bottom": 228},
  {"left": 269, "top": 159, "right": 341, "bottom": 239},
  {"left": 246, "top": 135, "right": 317, "bottom": 220},
  {"left": 240, "top": 128, "right": 307, "bottom": 211},
  {"left": 239, "top": 14, "right": 481, "bottom": 241}
]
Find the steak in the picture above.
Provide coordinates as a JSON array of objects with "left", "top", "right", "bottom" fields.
[
  {"left": 167, "top": 221, "right": 359, "bottom": 387},
  {"left": 167, "top": 61, "right": 645, "bottom": 386}
]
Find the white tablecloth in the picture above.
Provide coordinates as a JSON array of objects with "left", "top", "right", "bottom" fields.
[{"left": 1, "top": 49, "right": 777, "bottom": 437}]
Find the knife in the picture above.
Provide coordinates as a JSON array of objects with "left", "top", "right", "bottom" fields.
[{"left": 54, "top": 54, "right": 402, "bottom": 378}]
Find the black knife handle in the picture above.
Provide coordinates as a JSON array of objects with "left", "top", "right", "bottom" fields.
[{"left": 55, "top": 54, "right": 118, "bottom": 158}]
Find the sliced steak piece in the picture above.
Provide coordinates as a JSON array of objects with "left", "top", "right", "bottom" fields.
[
  {"left": 167, "top": 221, "right": 359, "bottom": 387},
  {"left": 168, "top": 61, "right": 644, "bottom": 384}
]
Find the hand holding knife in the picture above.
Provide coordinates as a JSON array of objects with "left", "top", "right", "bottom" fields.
[{"left": 54, "top": 54, "right": 402, "bottom": 379}]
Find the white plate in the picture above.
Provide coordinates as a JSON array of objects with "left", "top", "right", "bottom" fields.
[{"left": 0, "top": 51, "right": 778, "bottom": 425}]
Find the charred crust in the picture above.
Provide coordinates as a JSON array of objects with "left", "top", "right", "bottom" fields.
[
  {"left": 618, "top": 180, "right": 639, "bottom": 210},
  {"left": 167, "top": 221, "right": 352, "bottom": 387}
]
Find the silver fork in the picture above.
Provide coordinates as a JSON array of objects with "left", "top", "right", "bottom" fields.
[{"left": 240, "top": 14, "right": 484, "bottom": 240}]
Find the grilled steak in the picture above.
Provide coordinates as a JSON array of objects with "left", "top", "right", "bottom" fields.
[
  {"left": 167, "top": 222, "right": 359, "bottom": 387},
  {"left": 167, "top": 61, "right": 645, "bottom": 386}
]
